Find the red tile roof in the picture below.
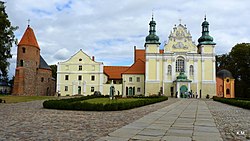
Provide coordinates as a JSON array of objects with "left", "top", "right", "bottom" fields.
[
  {"left": 160, "top": 49, "right": 164, "bottom": 54},
  {"left": 104, "top": 66, "right": 129, "bottom": 79},
  {"left": 134, "top": 49, "right": 145, "bottom": 62},
  {"left": 123, "top": 59, "right": 145, "bottom": 74},
  {"left": 18, "top": 26, "right": 39, "bottom": 48}
]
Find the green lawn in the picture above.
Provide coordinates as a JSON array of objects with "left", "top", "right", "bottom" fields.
[
  {"left": 84, "top": 98, "right": 140, "bottom": 104},
  {"left": 0, "top": 95, "right": 56, "bottom": 103}
]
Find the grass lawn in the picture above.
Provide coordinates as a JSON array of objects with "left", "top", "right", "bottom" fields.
[
  {"left": 84, "top": 98, "right": 142, "bottom": 104},
  {"left": 0, "top": 95, "right": 56, "bottom": 103}
]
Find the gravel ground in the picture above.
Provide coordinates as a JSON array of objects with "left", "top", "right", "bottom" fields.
[
  {"left": 0, "top": 98, "right": 179, "bottom": 141},
  {"left": 206, "top": 100, "right": 250, "bottom": 141}
]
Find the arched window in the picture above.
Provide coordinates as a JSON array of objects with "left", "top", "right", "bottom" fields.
[
  {"left": 189, "top": 65, "right": 194, "bottom": 76},
  {"left": 20, "top": 60, "right": 24, "bottom": 67},
  {"left": 176, "top": 57, "right": 185, "bottom": 72},
  {"left": 226, "top": 89, "right": 230, "bottom": 94},
  {"left": 167, "top": 65, "right": 172, "bottom": 75}
]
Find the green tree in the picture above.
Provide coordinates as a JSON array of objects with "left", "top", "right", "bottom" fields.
[
  {"left": 216, "top": 43, "right": 250, "bottom": 97},
  {"left": 229, "top": 43, "right": 250, "bottom": 97},
  {"left": 0, "top": 1, "right": 18, "bottom": 80},
  {"left": 49, "top": 65, "right": 57, "bottom": 79}
]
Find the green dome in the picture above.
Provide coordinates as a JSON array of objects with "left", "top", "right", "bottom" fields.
[
  {"left": 146, "top": 34, "right": 160, "bottom": 43},
  {"left": 202, "top": 20, "right": 209, "bottom": 26},
  {"left": 198, "top": 17, "right": 216, "bottom": 45},
  {"left": 177, "top": 72, "right": 187, "bottom": 80},
  {"left": 145, "top": 16, "right": 160, "bottom": 45},
  {"left": 198, "top": 34, "right": 214, "bottom": 43}
]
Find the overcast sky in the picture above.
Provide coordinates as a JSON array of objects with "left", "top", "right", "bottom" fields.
[{"left": 4, "top": 0, "right": 250, "bottom": 77}]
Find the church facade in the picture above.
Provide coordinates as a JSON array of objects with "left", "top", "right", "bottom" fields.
[
  {"left": 145, "top": 17, "right": 216, "bottom": 98},
  {"left": 57, "top": 16, "right": 217, "bottom": 98}
]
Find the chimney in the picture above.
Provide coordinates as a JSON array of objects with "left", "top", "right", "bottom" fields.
[{"left": 92, "top": 56, "right": 95, "bottom": 61}]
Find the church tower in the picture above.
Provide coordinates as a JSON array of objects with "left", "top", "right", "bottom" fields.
[
  {"left": 12, "top": 25, "right": 40, "bottom": 95},
  {"left": 145, "top": 15, "right": 161, "bottom": 53},
  {"left": 145, "top": 16, "right": 162, "bottom": 95},
  {"left": 197, "top": 16, "right": 216, "bottom": 54},
  {"left": 197, "top": 16, "right": 217, "bottom": 97}
]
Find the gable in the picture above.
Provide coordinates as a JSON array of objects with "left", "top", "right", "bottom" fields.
[{"left": 164, "top": 24, "right": 197, "bottom": 53}]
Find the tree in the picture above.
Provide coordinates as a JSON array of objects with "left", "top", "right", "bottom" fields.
[
  {"left": 0, "top": 1, "right": 18, "bottom": 80},
  {"left": 229, "top": 43, "right": 250, "bottom": 97},
  {"left": 49, "top": 65, "right": 57, "bottom": 79},
  {"left": 217, "top": 43, "right": 250, "bottom": 97}
]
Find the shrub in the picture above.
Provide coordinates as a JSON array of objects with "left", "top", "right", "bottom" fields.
[
  {"left": 43, "top": 96, "right": 168, "bottom": 111},
  {"left": 213, "top": 96, "right": 250, "bottom": 109}
]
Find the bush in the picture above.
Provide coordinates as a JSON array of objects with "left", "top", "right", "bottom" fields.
[
  {"left": 213, "top": 96, "right": 250, "bottom": 109},
  {"left": 43, "top": 96, "right": 168, "bottom": 111}
]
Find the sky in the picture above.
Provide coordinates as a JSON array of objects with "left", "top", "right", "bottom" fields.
[{"left": 4, "top": 0, "right": 250, "bottom": 77}]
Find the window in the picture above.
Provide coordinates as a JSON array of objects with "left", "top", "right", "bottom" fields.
[
  {"left": 167, "top": 65, "right": 172, "bottom": 75},
  {"left": 91, "top": 75, "right": 95, "bottom": 81},
  {"left": 41, "top": 77, "right": 44, "bottom": 82},
  {"left": 189, "top": 65, "right": 194, "bottom": 76},
  {"left": 79, "top": 58, "right": 82, "bottom": 61},
  {"left": 65, "top": 86, "right": 68, "bottom": 91},
  {"left": 129, "top": 77, "right": 132, "bottom": 82},
  {"left": 137, "top": 87, "right": 141, "bottom": 92},
  {"left": 78, "top": 75, "right": 82, "bottom": 80},
  {"left": 65, "top": 75, "right": 69, "bottom": 80},
  {"left": 20, "top": 60, "right": 24, "bottom": 67},
  {"left": 91, "top": 87, "right": 94, "bottom": 92},
  {"left": 22, "top": 47, "right": 26, "bottom": 53},
  {"left": 79, "top": 65, "right": 82, "bottom": 71},
  {"left": 137, "top": 77, "right": 140, "bottom": 82},
  {"left": 226, "top": 89, "right": 230, "bottom": 94},
  {"left": 65, "top": 65, "right": 69, "bottom": 70},
  {"left": 176, "top": 57, "right": 185, "bottom": 72}
]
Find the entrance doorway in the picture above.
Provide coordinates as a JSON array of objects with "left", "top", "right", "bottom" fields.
[
  {"left": 180, "top": 85, "right": 188, "bottom": 98},
  {"left": 78, "top": 86, "right": 81, "bottom": 95}
]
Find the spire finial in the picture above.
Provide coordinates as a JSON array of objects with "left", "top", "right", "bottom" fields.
[
  {"left": 204, "top": 14, "right": 206, "bottom": 21},
  {"left": 152, "top": 9, "right": 154, "bottom": 20},
  {"left": 27, "top": 19, "right": 30, "bottom": 27},
  {"left": 179, "top": 18, "right": 182, "bottom": 25}
]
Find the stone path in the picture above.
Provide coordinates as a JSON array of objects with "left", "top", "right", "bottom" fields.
[{"left": 98, "top": 99, "right": 223, "bottom": 141}]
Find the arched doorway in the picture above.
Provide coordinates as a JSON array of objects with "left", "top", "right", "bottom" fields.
[
  {"left": 180, "top": 85, "right": 188, "bottom": 98},
  {"left": 78, "top": 86, "right": 81, "bottom": 95}
]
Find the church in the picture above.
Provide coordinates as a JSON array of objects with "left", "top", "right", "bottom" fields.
[
  {"left": 12, "top": 25, "right": 55, "bottom": 96},
  {"left": 57, "top": 16, "right": 217, "bottom": 98}
]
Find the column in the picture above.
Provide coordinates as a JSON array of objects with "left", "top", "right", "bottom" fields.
[
  {"left": 177, "top": 82, "right": 180, "bottom": 98},
  {"left": 146, "top": 58, "right": 149, "bottom": 81},
  {"left": 156, "top": 59, "right": 159, "bottom": 81},
  {"left": 194, "top": 59, "right": 198, "bottom": 82},
  {"left": 171, "top": 58, "right": 175, "bottom": 81}
]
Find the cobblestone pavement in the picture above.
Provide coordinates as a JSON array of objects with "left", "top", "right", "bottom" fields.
[
  {"left": 206, "top": 100, "right": 250, "bottom": 141},
  {"left": 0, "top": 98, "right": 179, "bottom": 141},
  {"left": 99, "top": 99, "right": 223, "bottom": 141}
]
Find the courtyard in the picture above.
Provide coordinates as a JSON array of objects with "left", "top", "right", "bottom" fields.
[{"left": 0, "top": 98, "right": 249, "bottom": 141}]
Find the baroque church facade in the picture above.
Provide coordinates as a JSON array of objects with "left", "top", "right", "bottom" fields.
[
  {"left": 57, "top": 16, "right": 217, "bottom": 98},
  {"left": 145, "top": 16, "right": 216, "bottom": 98}
]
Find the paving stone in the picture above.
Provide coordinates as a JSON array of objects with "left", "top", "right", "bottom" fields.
[
  {"left": 138, "top": 128, "right": 166, "bottom": 136},
  {"left": 109, "top": 128, "right": 141, "bottom": 138},
  {"left": 161, "top": 136, "right": 192, "bottom": 141},
  {"left": 165, "top": 129, "right": 193, "bottom": 137},
  {"left": 192, "top": 135, "right": 223, "bottom": 141},
  {"left": 130, "top": 134, "right": 162, "bottom": 141}
]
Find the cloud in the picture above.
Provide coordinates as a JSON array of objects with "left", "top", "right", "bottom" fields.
[
  {"left": 53, "top": 48, "right": 70, "bottom": 60},
  {"left": 5, "top": 0, "right": 250, "bottom": 78}
]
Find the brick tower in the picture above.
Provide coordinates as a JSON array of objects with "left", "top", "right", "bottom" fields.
[{"left": 12, "top": 25, "right": 55, "bottom": 96}]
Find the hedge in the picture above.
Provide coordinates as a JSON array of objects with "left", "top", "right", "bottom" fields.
[
  {"left": 213, "top": 96, "right": 250, "bottom": 109},
  {"left": 43, "top": 95, "right": 168, "bottom": 111}
]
